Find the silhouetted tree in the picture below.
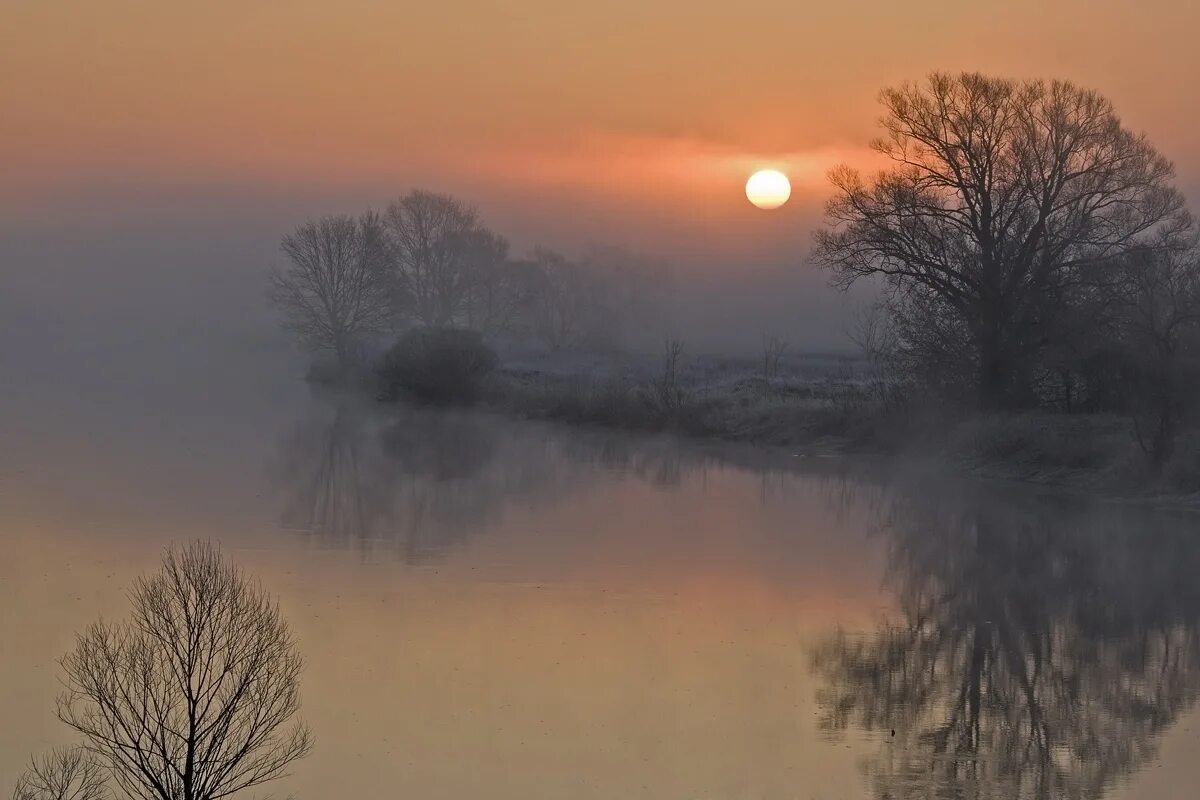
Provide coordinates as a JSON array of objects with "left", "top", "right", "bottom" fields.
[
  {"left": 528, "top": 247, "right": 590, "bottom": 349},
  {"left": 384, "top": 190, "right": 484, "bottom": 327},
  {"left": 486, "top": 256, "right": 547, "bottom": 336},
  {"left": 57, "top": 542, "right": 312, "bottom": 800},
  {"left": 461, "top": 228, "right": 518, "bottom": 331},
  {"left": 761, "top": 333, "right": 787, "bottom": 379},
  {"left": 270, "top": 212, "right": 392, "bottom": 367},
  {"left": 12, "top": 748, "right": 108, "bottom": 800},
  {"left": 815, "top": 72, "right": 1190, "bottom": 408},
  {"left": 526, "top": 246, "right": 649, "bottom": 351},
  {"left": 648, "top": 336, "right": 687, "bottom": 414}
]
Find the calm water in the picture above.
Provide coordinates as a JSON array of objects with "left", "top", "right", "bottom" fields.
[{"left": 3, "top": 340, "right": 1200, "bottom": 799}]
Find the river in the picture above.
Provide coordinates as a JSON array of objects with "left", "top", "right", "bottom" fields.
[{"left": 3, "top": 336, "right": 1200, "bottom": 799}]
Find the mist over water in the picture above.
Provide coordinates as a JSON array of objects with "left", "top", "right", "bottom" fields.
[
  {"left": 0, "top": 179, "right": 866, "bottom": 397},
  {"left": 9, "top": 2, "right": 1200, "bottom": 796},
  {"left": 0, "top": 91, "right": 1196, "bottom": 800},
  {"left": 4, "top": 317, "right": 1200, "bottom": 797}
]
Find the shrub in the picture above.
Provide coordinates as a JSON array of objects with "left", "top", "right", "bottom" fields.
[{"left": 377, "top": 327, "right": 498, "bottom": 405}]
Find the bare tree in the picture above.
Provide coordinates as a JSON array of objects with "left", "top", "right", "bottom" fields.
[
  {"left": 761, "top": 333, "right": 787, "bottom": 380},
  {"left": 845, "top": 303, "right": 894, "bottom": 369},
  {"left": 647, "top": 336, "right": 687, "bottom": 414},
  {"left": 484, "top": 256, "right": 545, "bottom": 336},
  {"left": 526, "top": 246, "right": 646, "bottom": 351},
  {"left": 12, "top": 748, "right": 108, "bottom": 800},
  {"left": 576, "top": 244, "right": 662, "bottom": 351},
  {"left": 815, "top": 72, "right": 1190, "bottom": 408},
  {"left": 57, "top": 542, "right": 312, "bottom": 800},
  {"left": 528, "top": 248, "right": 590, "bottom": 350},
  {"left": 384, "top": 190, "right": 481, "bottom": 327},
  {"left": 460, "top": 228, "right": 515, "bottom": 331},
  {"left": 270, "top": 212, "right": 392, "bottom": 367}
]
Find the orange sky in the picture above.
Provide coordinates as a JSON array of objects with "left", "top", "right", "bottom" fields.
[{"left": 3, "top": 0, "right": 1200, "bottom": 254}]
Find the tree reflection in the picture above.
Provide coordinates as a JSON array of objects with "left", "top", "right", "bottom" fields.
[
  {"left": 277, "top": 402, "right": 396, "bottom": 544},
  {"left": 815, "top": 484, "right": 1200, "bottom": 799},
  {"left": 271, "top": 399, "right": 717, "bottom": 563},
  {"left": 273, "top": 400, "right": 505, "bottom": 561}
]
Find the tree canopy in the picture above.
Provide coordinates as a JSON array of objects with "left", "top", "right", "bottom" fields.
[{"left": 816, "top": 72, "right": 1191, "bottom": 407}]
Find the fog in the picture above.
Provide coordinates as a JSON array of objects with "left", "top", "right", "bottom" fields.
[
  {"left": 0, "top": 180, "right": 868, "bottom": 399},
  {"left": 7, "top": 8, "right": 1200, "bottom": 800}
]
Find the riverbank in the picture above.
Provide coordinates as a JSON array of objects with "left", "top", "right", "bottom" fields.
[
  {"left": 321, "top": 338, "right": 1200, "bottom": 503},
  {"left": 462, "top": 347, "right": 1200, "bottom": 502}
]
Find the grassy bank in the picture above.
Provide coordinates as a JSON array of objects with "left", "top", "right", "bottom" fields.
[
  {"left": 329, "top": 337, "right": 1200, "bottom": 500},
  {"left": 469, "top": 350, "right": 1200, "bottom": 500}
]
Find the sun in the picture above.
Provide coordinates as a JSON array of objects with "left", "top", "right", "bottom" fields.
[{"left": 745, "top": 169, "right": 791, "bottom": 210}]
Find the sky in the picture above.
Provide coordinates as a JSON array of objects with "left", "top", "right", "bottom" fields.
[{"left": 3, "top": 0, "right": 1200, "bottom": 350}]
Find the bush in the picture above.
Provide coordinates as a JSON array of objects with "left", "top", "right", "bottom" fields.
[{"left": 377, "top": 328, "right": 498, "bottom": 405}]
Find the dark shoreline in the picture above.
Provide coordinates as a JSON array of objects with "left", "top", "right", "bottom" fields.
[{"left": 347, "top": 365, "right": 1200, "bottom": 508}]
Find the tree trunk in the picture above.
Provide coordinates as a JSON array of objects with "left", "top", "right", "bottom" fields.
[
  {"left": 977, "top": 332, "right": 1008, "bottom": 410},
  {"left": 333, "top": 331, "right": 356, "bottom": 369}
]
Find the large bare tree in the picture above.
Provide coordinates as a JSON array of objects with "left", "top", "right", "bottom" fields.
[
  {"left": 528, "top": 248, "right": 590, "bottom": 350},
  {"left": 57, "top": 542, "right": 312, "bottom": 800},
  {"left": 525, "top": 246, "right": 648, "bottom": 351},
  {"left": 815, "top": 72, "right": 1190, "bottom": 407},
  {"left": 12, "top": 748, "right": 109, "bottom": 800},
  {"left": 384, "top": 190, "right": 482, "bottom": 327},
  {"left": 460, "top": 228, "right": 517, "bottom": 331},
  {"left": 270, "top": 212, "right": 392, "bottom": 366}
]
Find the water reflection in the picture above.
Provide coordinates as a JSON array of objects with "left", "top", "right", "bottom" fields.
[
  {"left": 276, "top": 402, "right": 390, "bottom": 543},
  {"left": 815, "top": 482, "right": 1200, "bottom": 799},
  {"left": 271, "top": 396, "right": 1200, "bottom": 796},
  {"left": 270, "top": 396, "right": 738, "bottom": 561}
]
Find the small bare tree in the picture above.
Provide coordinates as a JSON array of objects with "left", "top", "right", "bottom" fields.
[
  {"left": 846, "top": 301, "right": 911, "bottom": 408},
  {"left": 270, "top": 212, "right": 392, "bottom": 367},
  {"left": 57, "top": 542, "right": 312, "bottom": 800},
  {"left": 12, "top": 748, "right": 108, "bottom": 800},
  {"left": 761, "top": 334, "right": 787, "bottom": 380},
  {"left": 648, "top": 337, "right": 687, "bottom": 414},
  {"left": 384, "top": 190, "right": 481, "bottom": 327}
]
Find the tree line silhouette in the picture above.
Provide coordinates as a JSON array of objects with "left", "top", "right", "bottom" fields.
[{"left": 269, "top": 190, "right": 656, "bottom": 366}]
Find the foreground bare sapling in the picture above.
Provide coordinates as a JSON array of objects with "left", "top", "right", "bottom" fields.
[
  {"left": 11, "top": 747, "right": 108, "bottom": 800},
  {"left": 56, "top": 541, "right": 312, "bottom": 800}
]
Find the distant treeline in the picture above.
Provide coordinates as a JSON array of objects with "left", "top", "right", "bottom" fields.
[
  {"left": 271, "top": 71, "right": 1200, "bottom": 480},
  {"left": 268, "top": 190, "right": 661, "bottom": 364}
]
